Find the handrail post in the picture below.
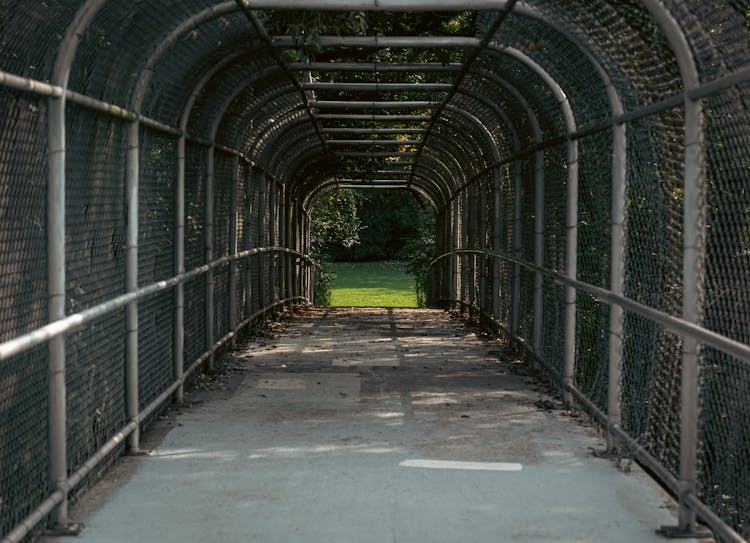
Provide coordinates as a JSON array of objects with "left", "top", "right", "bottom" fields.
[
  {"left": 268, "top": 179, "right": 279, "bottom": 304},
  {"left": 46, "top": 0, "right": 106, "bottom": 530},
  {"left": 562, "top": 138, "right": 579, "bottom": 407},
  {"left": 257, "top": 171, "right": 266, "bottom": 308},
  {"left": 174, "top": 134, "right": 186, "bottom": 403},
  {"left": 229, "top": 155, "right": 239, "bottom": 346},
  {"left": 125, "top": 120, "right": 142, "bottom": 451},
  {"left": 205, "top": 146, "right": 215, "bottom": 371},
  {"left": 492, "top": 168, "right": 502, "bottom": 321},
  {"left": 278, "top": 183, "right": 286, "bottom": 301},
  {"left": 245, "top": 167, "right": 254, "bottom": 317},
  {"left": 511, "top": 159, "right": 522, "bottom": 336},
  {"left": 532, "top": 149, "right": 544, "bottom": 360},
  {"left": 47, "top": 89, "right": 69, "bottom": 533},
  {"left": 607, "top": 114, "right": 626, "bottom": 452},
  {"left": 478, "top": 178, "right": 488, "bottom": 319}
]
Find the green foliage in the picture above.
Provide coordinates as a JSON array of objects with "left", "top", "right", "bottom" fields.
[
  {"left": 309, "top": 188, "right": 436, "bottom": 307},
  {"left": 310, "top": 189, "right": 362, "bottom": 260},
  {"left": 329, "top": 261, "right": 416, "bottom": 307},
  {"left": 402, "top": 207, "right": 436, "bottom": 307},
  {"left": 344, "top": 190, "right": 425, "bottom": 261},
  {"left": 313, "top": 263, "right": 334, "bottom": 306}
]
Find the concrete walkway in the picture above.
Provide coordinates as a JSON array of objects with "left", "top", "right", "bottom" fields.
[{"left": 55, "top": 307, "right": 696, "bottom": 543}]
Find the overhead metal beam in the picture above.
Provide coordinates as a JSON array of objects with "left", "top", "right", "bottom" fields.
[
  {"left": 316, "top": 114, "right": 430, "bottom": 121},
  {"left": 321, "top": 128, "right": 426, "bottom": 134},
  {"left": 408, "top": 3, "right": 515, "bottom": 188},
  {"left": 273, "top": 36, "right": 477, "bottom": 48},
  {"left": 339, "top": 182, "right": 408, "bottom": 185},
  {"left": 291, "top": 62, "right": 462, "bottom": 72},
  {"left": 335, "top": 151, "right": 417, "bottom": 157},
  {"left": 327, "top": 139, "right": 420, "bottom": 146},
  {"left": 234, "top": 0, "right": 329, "bottom": 157},
  {"left": 339, "top": 184, "right": 409, "bottom": 189},
  {"left": 313, "top": 100, "right": 438, "bottom": 109},
  {"left": 303, "top": 82, "right": 452, "bottom": 92},
  {"left": 243, "top": 0, "right": 513, "bottom": 9}
]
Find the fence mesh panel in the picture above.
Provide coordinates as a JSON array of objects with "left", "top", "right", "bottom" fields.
[{"left": 0, "top": 1, "right": 749, "bottom": 540}]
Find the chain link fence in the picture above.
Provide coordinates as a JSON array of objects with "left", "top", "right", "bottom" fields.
[{"left": 0, "top": 1, "right": 748, "bottom": 542}]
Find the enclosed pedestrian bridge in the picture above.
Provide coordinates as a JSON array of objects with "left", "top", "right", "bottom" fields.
[{"left": 1, "top": 1, "right": 749, "bottom": 542}]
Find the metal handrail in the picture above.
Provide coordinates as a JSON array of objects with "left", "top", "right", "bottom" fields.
[
  {"left": 430, "top": 248, "right": 750, "bottom": 365},
  {"left": 0, "top": 247, "right": 317, "bottom": 361}
]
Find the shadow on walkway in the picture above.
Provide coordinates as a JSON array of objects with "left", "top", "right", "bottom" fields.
[{"left": 48, "top": 307, "right": 697, "bottom": 543}]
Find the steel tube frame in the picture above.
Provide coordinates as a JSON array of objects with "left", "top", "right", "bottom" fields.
[
  {"left": 46, "top": 0, "right": 107, "bottom": 530},
  {"left": 303, "top": 82, "right": 452, "bottom": 92},
  {"left": 513, "top": 0, "right": 628, "bottom": 449},
  {"left": 493, "top": 46, "right": 578, "bottom": 405},
  {"left": 245, "top": 167, "right": 255, "bottom": 317},
  {"left": 257, "top": 171, "right": 267, "bottom": 309},
  {"left": 315, "top": 114, "right": 430, "bottom": 122},
  {"left": 229, "top": 155, "right": 240, "bottom": 345},
  {"left": 2, "top": 1, "right": 736, "bottom": 540},
  {"left": 273, "top": 35, "right": 477, "bottom": 48},
  {"left": 313, "top": 100, "right": 438, "bottom": 109},
  {"left": 321, "top": 128, "right": 427, "bottom": 135},
  {"left": 244, "top": 0, "right": 508, "bottom": 8},
  {"left": 125, "top": 120, "right": 141, "bottom": 452},
  {"left": 205, "top": 145, "right": 216, "bottom": 371},
  {"left": 640, "top": 0, "right": 707, "bottom": 535},
  {"left": 291, "top": 61, "right": 462, "bottom": 72}
]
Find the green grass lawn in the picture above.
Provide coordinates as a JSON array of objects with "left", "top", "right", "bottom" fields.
[{"left": 329, "top": 261, "right": 417, "bottom": 307}]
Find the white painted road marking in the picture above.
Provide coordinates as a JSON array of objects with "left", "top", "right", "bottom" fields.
[{"left": 399, "top": 459, "right": 523, "bottom": 471}]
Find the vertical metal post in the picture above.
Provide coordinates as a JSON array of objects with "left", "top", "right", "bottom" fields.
[
  {"left": 492, "top": 168, "right": 502, "bottom": 322},
  {"left": 675, "top": 94, "right": 707, "bottom": 535},
  {"left": 532, "top": 149, "right": 545, "bottom": 358},
  {"left": 451, "top": 194, "right": 463, "bottom": 300},
  {"left": 278, "top": 184, "right": 286, "bottom": 301},
  {"left": 511, "top": 159, "right": 522, "bottom": 336},
  {"left": 286, "top": 194, "right": 295, "bottom": 299},
  {"left": 269, "top": 179, "right": 277, "bottom": 304},
  {"left": 46, "top": 1, "right": 106, "bottom": 529},
  {"left": 47, "top": 93, "right": 69, "bottom": 530},
  {"left": 174, "top": 135, "right": 185, "bottom": 404},
  {"left": 301, "top": 207, "right": 309, "bottom": 300},
  {"left": 607, "top": 117, "right": 627, "bottom": 452},
  {"left": 125, "top": 120, "right": 141, "bottom": 451},
  {"left": 245, "top": 167, "right": 254, "bottom": 317},
  {"left": 205, "top": 146, "right": 215, "bottom": 371},
  {"left": 562, "top": 139, "right": 579, "bottom": 406},
  {"left": 257, "top": 171, "right": 266, "bottom": 308},
  {"left": 478, "top": 178, "right": 488, "bottom": 318},
  {"left": 229, "top": 155, "right": 239, "bottom": 346}
]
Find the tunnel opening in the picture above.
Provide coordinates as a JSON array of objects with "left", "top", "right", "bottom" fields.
[{"left": 309, "top": 187, "right": 435, "bottom": 308}]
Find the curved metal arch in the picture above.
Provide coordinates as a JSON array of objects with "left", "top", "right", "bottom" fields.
[
  {"left": 209, "top": 69, "right": 296, "bottom": 142},
  {"left": 131, "top": 1, "right": 238, "bottom": 112},
  {"left": 305, "top": 176, "right": 439, "bottom": 212},
  {"left": 266, "top": 114, "right": 484, "bottom": 203},
  {"left": 46, "top": 0, "right": 108, "bottom": 530},
  {"left": 217, "top": 81, "right": 304, "bottom": 148},
  {"left": 252, "top": 107, "right": 318, "bottom": 163}
]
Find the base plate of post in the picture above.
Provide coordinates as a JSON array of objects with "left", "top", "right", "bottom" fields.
[
  {"left": 127, "top": 448, "right": 153, "bottom": 457},
  {"left": 657, "top": 524, "right": 713, "bottom": 539},
  {"left": 44, "top": 522, "right": 84, "bottom": 537},
  {"left": 589, "top": 446, "right": 620, "bottom": 459}
]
